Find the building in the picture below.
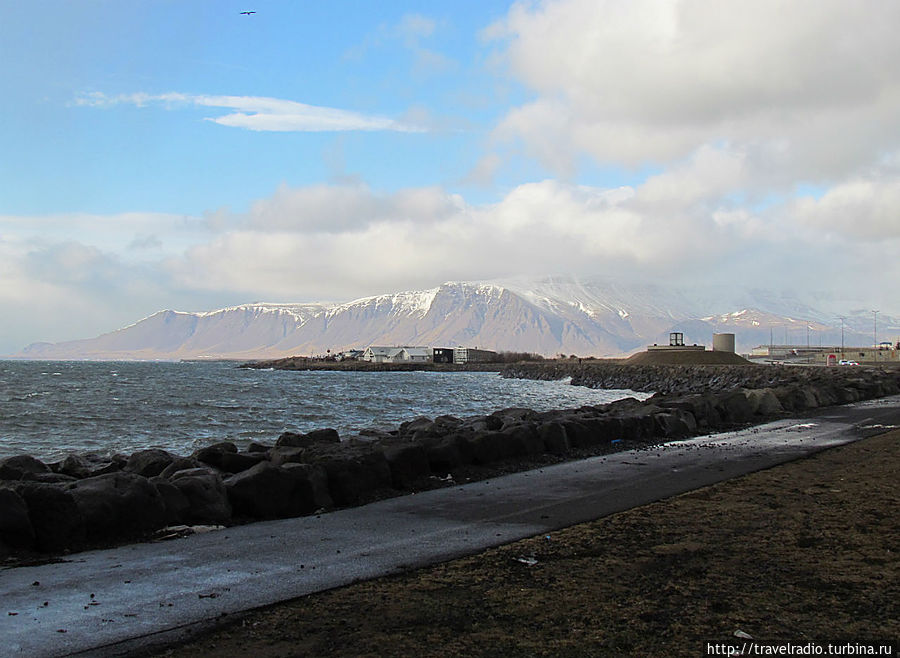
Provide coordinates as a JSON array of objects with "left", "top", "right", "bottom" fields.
[
  {"left": 361, "top": 346, "right": 433, "bottom": 363},
  {"left": 453, "top": 347, "right": 498, "bottom": 364},
  {"left": 432, "top": 347, "right": 455, "bottom": 364},
  {"left": 647, "top": 332, "right": 705, "bottom": 352}
]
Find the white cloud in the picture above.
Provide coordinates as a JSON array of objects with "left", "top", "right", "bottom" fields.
[
  {"left": 792, "top": 176, "right": 900, "bottom": 239},
  {"left": 76, "top": 92, "right": 423, "bottom": 133},
  {"left": 162, "top": 180, "right": 783, "bottom": 300},
  {"left": 489, "top": 0, "right": 900, "bottom": 182},
  {"left": 0, "top": 211, "right": 207, "bottom": 260},
  {"left": 397, "top": 14, "right": 436, "bottom": 44}
]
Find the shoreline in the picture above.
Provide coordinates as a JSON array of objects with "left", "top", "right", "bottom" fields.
[{"left": 2, "top": 364, "right": 900, "bottom": 561}]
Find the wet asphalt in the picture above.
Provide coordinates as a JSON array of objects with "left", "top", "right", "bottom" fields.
[{"left": 2, "top": 395, "right": 899, "bottom": 657}]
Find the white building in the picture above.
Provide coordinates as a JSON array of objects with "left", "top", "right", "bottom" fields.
[{"left": 362, "top": 346, "right": 433, "bottom": 363}]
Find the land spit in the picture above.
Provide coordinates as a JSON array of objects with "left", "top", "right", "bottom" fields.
[{"left": 2, "top": 363, "right": 899, "bottom": 560}]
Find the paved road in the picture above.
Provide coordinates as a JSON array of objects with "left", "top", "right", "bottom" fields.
[{"left": 3, "top": 395, "right": 899, "bottom": 657}]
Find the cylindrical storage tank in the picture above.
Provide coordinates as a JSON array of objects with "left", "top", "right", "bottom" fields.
[{"left": 712, "top": 333, "right": 736, "bottom": 353}]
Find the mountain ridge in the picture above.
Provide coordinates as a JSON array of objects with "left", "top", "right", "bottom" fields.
[{"left": 12, "top": 278, "right": 897, "bottom": 360}]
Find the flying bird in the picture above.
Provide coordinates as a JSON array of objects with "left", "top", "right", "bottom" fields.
[{"left": 240, "top": 10, "right": 256, "bottom": 15}]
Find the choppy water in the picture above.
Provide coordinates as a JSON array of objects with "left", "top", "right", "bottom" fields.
[{"left": 0, "top": 360, "right": 648, "bottom": 461}]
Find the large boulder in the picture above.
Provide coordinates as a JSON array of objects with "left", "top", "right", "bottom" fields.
[
  {"left": 398, "top": 416, "right": 435, "bottom": 438},
  {"left": 282, "top": 463, "right": 333, "bottom": 510},
  {"left": 745, "top": 389, "right": 784, "bottom": 416},
  {"left": 383, "top": 443, "right": 431, "bottom": 489},
  {"left": 53, "top": 453, "right": 124, "bottom": 480},
  {"left": 195, "top": 443, "right": 266, "bottom": 474},
  {"left": 168, "top": 468, "right": 231, "bottom": 525},
  {"left": 276, "top": 428, "right": 340, "bottom": 448},
  {"left": 316, "top": 449, "right": 392, "bottom": 507},
  {"left": 12, "top": 482, "right": 85, "bottom": 552},
  {"left": 538, "top": 422, "right": 570, "bottom": 455},
  {"left": 713, "top": 390, "right": 755, "bottom": 424},
  {"left": 0, "top": 488, "right": 35, "bottom": 549},
  {"left": 465, "top": 430, "right": 521, "bottom": 464},
  {"left": 124, "top": 449, "right": 176, "bottom": 478},
  {"left": 421, "top": 435, "right": 464, "bottom": 473},
  {"left": 66, "top": 472, "right": 168, "bottom": 541},
  {"left": 653, "top": 411, "right": 695, "bottom": 438},
  {"left": 193, "top": 442, "right": 237, "bottom": 468},
  {"left": 500, "top": 423, "right": 545, "bottom": 456},
  {"left": 150, "top": 476, "right": 191, "bottom": 525},
  {"left": 0, "top": 455, "right": 51, "bottom": 481},
  {"left": 159, "top": 457, "right": 205, "bottom": 479},
  {"left": 225, "top": 462, "right": 317, "bottom": 520}
]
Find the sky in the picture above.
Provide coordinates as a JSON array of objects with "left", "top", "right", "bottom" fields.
[{"left": 2, "top": 0, "right": 900, "bottom": 353}]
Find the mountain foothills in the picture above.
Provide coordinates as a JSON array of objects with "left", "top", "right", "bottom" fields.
[{"left": 13, "top": 278, "right": 896, "bottom": 360}]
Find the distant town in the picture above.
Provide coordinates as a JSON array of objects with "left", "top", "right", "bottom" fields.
[{"left": 327, "top": 346, "right": 507, "bottom": 364}]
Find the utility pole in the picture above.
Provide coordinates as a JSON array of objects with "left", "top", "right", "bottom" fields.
[
  {"left": 806, "top": 322, "right": 810, "bottom": 363},
  {"left": 873, "top": 310, "right": 879, "bottom": 362},
  {"left": 839, "top": 316, "right": 845, "bottom": 360}
]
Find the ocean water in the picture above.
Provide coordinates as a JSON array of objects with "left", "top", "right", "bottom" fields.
[{"left": 0, "top": 361, "right": 648, "bottom": 461}]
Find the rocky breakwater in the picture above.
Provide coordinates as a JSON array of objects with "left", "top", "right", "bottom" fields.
[{"left": 2, "top": 364, "right": 900, "bottom": 559}]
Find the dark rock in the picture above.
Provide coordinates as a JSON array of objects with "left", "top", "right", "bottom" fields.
[
  {"left": 26, "top": 472, "right": 78, "bottom": 484},
  {"left": 714, "top": 391, "right": 755, "bottom": 423},
  {"left": 745, "top": 388, "right": 784, "bottom": 416},
  {"left": 653, "top": 411, "right": 693, "bottom": 438},
  {"left": 276, "top": 428, "right": 340, "bottom": 448},
  {"left": 0, "top": 455, "right": 51, "bottom": 481},
  {"left": 422, "top": 436, "right": 463, "bottom": 473},
  {"left": 500, "top": 423, "right": 545, "bottom": 456},
  {"left": 159, "top": 457, "right": 205, "bottom": 479},
  {"left": 225, "top": 462, "right": 317, "bottom": 519},
  {"left": 150, "top": 476, "right": 191, "bottom": 525},
  {"left": 168, "top": 468, "right": 231, "bottom": 525},
  {"left": 282, "top": 463, "right": 332, "bottom": 510},
  {"left": 11, "top": 482, "right": 85, "bottom": 552},
  {"left": 269, "top": 446, "right": 307, "bottom": 466},
  {"left": 275, "top": 431, "right": 305, "bottom": 447},
  {"left": 383, "top": 443, "right": 431, "bottom": 489},
  {"left": 538, "top": 422, "right": 570, "bottom": 455},
  {"left": 52, "top": 454, "right": 93, "bottom": 479},
  {"left": 247, "top": 442, "right": 271, "bottom": 453},
  {"left": 317, "top": 450, "right": 392, "bottom": 507},
  {"left": 466, "top": 430, "right": 519, "bottom": 464},
  {"left": 192, "top": 442, "right": 237, "bottom": 469},
  {"left": 219, "top": 452, "right": 266, "bottom": 474},
  {"left": 0, "top": 488, "right": 35, "bottom": 549},
  {"left": 433, "top": 415, "right": 463, "bottom": 431},
  {"left": 399, "top": 416, "right": 434, "bottom": 437},
  {"left": 67, "top": 472, "right": 167, "bottom": 541},
  {"left": 305, "top": 428, "right": 340, "bottom": 444},
  {"left": 124, "top": 449, "right": 176, "bottom": 478}
]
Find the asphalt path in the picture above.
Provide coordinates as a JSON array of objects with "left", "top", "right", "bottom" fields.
[{"left": 2, "top": 395, "right": 900, "bottom": 657}]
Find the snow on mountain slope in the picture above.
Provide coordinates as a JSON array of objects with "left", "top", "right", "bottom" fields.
[{"left": 13, "top": 277, "right": 897, "bottom": 360}]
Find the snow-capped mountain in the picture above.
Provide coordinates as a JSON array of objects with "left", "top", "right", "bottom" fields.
[{"left": 13, "top": 278, "right": 898, "bottom": 360}]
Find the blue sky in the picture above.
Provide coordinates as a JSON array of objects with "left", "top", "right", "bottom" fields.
[{"left": 3, "top": 0, "right": 900, "bottom": 353}]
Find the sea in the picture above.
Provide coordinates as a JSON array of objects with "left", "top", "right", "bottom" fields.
[{"left": 0, "top": 360, "right": 648, "bottom": 462}]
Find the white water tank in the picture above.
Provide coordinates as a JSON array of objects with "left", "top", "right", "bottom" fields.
[{"left": 713, "top": 333, "right": 736, "bottom": 353}]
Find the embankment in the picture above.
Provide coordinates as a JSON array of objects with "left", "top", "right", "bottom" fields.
[{"left": 2, "top": 364, "right": 899, "bottom": 559}]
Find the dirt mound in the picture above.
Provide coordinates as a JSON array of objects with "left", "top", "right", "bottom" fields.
[{"left": 624, "top": 350, "right": 751, "bottom": 366}]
